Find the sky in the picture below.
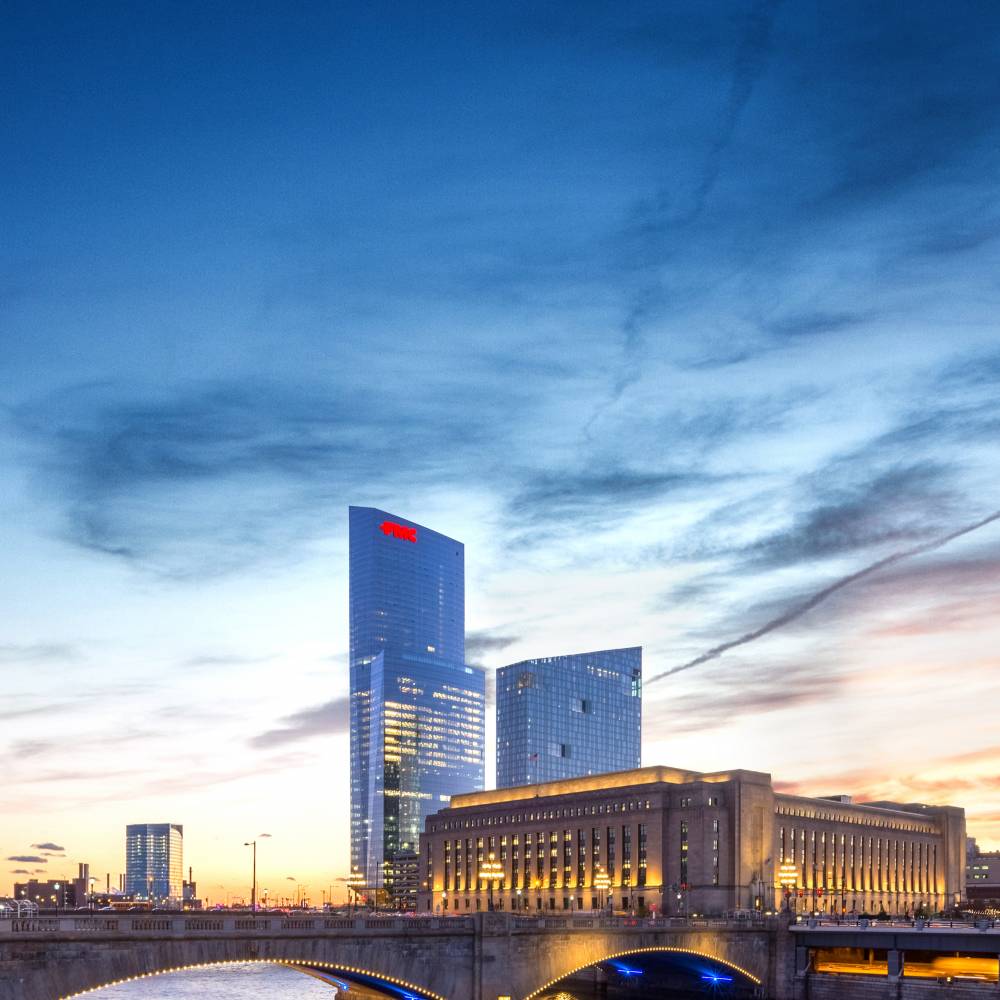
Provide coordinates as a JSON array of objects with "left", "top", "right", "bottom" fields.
[{"left": 3, "top": 0, "right": 1000, "bottom": 903}]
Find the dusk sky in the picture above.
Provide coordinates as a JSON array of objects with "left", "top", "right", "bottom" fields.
[{"left": 4, "top": 1, "right": 1000, "bottom": 903}]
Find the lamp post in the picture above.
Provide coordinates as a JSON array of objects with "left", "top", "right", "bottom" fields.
[
  {"left": 479, "top": 852, "right": 504, "bottom": 911},
  {"left": 243, "top": 841, "right": 259, "bottom": 912}
]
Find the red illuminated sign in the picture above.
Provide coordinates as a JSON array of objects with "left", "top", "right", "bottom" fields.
[{"left": 380, "top": 520, "right": 417, "bottom": 543}]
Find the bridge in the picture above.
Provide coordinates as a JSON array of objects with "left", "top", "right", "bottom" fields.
[
  {"left": 0, "top": 912, "right": 780, "bottom": 1000},
  {"left": 3, "top": 911, "right": 1000, "bottom": 1000}
]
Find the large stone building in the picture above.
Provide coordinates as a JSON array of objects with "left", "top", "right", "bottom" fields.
[{"left": 417, "top": 765, "right": 966, "bottom": 917}]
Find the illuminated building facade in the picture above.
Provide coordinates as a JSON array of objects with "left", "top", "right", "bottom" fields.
[
  {"left": 124, "top": 823, "right": 183, "bottom": 904},
  {"left": 349, "top": 506, "right": 485, "bottom": 903},
  {"left": 496, "top": 646, "right": 641, "bottom": 788},
  {"left": 417, "top": 766, "right": 966, "bottom": 917},
  {"left": 966, "top": 842, "right": 1000, "bottom": 907}
]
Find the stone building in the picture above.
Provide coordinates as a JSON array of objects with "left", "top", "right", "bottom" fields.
[{"left": 416, "top": 765, "right": 966, "bottom": 917}]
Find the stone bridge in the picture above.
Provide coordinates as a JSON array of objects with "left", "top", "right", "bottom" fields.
[{"left": 0, "top": 912, "right": 788, "bottom": 1000}]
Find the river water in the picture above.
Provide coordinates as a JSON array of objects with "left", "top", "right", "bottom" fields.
[{"left": 90, "top": 960, "right": 751, "bottom": 998}]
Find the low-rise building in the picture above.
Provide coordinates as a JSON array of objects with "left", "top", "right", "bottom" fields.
[
  {"left": 966, "top": 844, "right": 1000, "bottom": 908},
  {"left": 417, "top": 765, "right": 966, "bottom": 917},
  {"left": 13, "top": 879, "right": 79, "bottom": 908}
]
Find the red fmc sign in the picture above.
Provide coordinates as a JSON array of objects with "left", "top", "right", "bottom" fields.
[{"left": 380, "top": 520, "right": 417, "bottom": 543}]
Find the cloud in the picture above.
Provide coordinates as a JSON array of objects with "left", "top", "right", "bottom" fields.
[
  {"left": 648, "top": 656, "right": 843, "bottom": 735},
  {"left": 465, "top": 631, "right": 520, "bottom": 660},
  {"left": 743, "top": 462, "right": 957, "bottom": 569},
  {"left": 7, "top": 856, "right": 46, "bottom": 863},
  {"left": 649, "top": 507, "right": 1000, "bottom": 682},
  {"left": 32, "top": 843, "right": 65, "bottom": 851},
  {"left": 11, "top": 740, "right": 57, "bottom": 758},
  {"left": 9, "top": 869, "right": 31, "bottom": 875},
  {"left": 587, "top": 0, "right": 785, "bottom": 426},
  {"left": 183, "top": 653, "right": 274, "bottom": 669},
  {"left": 250, "top": 697, "right": 350, "bottom": 749},
  {"left": 14, "top": 377, "right": 516, "bottom": 578},
  {"left": 506, "top": 466, "right": 717, "bottom": 542},
  {"left": 0, "top": 643, "right": 81, "bottom": 664},
  {"left": 762, "top": 309, "right": 872, "bottom": 341}
]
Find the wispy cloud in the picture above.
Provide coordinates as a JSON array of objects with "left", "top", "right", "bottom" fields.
[
  {"left": 250, "top": 697, "right": 349, "bottom": 749},
  {"left": 465, "top": 631, "right": 520, "bottom": 660},
  {"left": 0, "top": 643, "right": 81, "bottom": 663},
  {"left": 649, "top": 507, "right": 1000, "bottom": 682},
  {"left": 648, "top": 656, "right": 843, "bottom": 735}
]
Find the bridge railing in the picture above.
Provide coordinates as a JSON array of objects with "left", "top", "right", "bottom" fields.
[
  {"left": 0, "top": 915, "right": 478, "bottom": 936},
  {"left": 792, "top": 916, "right": 999, "bottom": 932},
  {"left": 0, "top": 911, "right": 782, "bottom": 938}
]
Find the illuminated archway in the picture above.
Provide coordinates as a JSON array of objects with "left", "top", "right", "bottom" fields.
[
  {"left": 524, "top": 945, "right": 762, "bottom": 999},
  {"left": 58, "top": 958, "right": 447, "bottom": 1000}
]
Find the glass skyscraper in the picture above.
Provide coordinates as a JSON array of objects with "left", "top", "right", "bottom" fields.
[
  {"left": 124, "top": 823, "right": 183, "bottom": 904},
  {"left": 496, "top": 647, "right": 642, "bottom": 789},
  {"left": 349, "top": 506, "right": 485, "bottom": 903}
]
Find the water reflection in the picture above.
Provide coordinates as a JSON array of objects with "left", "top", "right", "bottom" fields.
[
  {"left": 534, "top": 950, "right": 759, "bottom": 998},
  {"left": 89, "top": 962, "right": 402, "bottom": 998}
]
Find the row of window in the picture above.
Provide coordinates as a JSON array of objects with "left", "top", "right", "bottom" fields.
[
  {"left": 776, "top": 802, "right": 934, "bottom": 835},
  {"left": 778, "top": 827, "right": 939, "bottom": 894},
  {"left": 430, "top": 799, "right": 654, "bottom": 832},
  {"left": 434, "top": 826, "right": 649, "bottom": 892}
]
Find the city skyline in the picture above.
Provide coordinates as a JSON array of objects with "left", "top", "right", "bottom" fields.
[{"left": 4, "top": 0, "right": 1000, "bottom": 899}]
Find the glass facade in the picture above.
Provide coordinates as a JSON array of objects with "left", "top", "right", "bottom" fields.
[
  {"left": 496, "top": 647, "right": 641, "bottom": 788},
  {"left": 124, "top": 823, "right": 183, "bottom": 903},
  {"left": 349, "top": 506, "right": 485, "bottom": 898}
]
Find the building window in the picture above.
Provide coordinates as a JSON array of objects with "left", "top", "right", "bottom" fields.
[
  {"left": 637, "top": 824, "right": 647, "bottom": 887},
  {"left": 680, "top": 821, "right": 688, "bottom": 886}
]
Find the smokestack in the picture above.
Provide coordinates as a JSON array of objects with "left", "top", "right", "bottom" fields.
[{"left": 106, "top": 873, "right": 110, "bottom": 893}]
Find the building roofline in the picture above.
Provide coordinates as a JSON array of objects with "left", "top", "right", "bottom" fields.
[{"left": 447, "top": 764, "right": 772, "bottom": 810}]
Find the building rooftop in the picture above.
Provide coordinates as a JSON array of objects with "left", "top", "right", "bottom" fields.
[{"left": 448, "top": 764, "right": 772, "bottom": 809}]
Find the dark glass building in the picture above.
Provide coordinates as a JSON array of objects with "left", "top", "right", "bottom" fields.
[
  {"left": 349, "top": 506, "right": 485, "bottom": 905},
  {"left": 124, "top": 823, "right": 183, "bottom": 904},
  {"left": 496, "top": 647, "right": 642, "bottom": 789}
]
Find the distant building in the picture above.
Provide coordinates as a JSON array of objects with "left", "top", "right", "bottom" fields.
[
  {"left": 418, "top": 764, "right": 966, "bottom": 917},
  {"left": 496, "top": 647, "right": 642, "bottom": 789},
  {"left": 125, "top": 823, "right": 183, "bottom": 905},
  {"left": 966, "top": 843, "right": 1000, "bottom": 907},
  {"left": 349, "top": 506, "right": 486, "bottom": 906},
  {"left": 13, "top": 878, "right": 78, "bottom": 908}
]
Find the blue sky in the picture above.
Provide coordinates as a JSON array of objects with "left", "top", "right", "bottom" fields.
[{"left": 3, "top": 0, "right": 1000, "bottom": 897}]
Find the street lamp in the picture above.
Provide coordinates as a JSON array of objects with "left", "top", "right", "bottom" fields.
[
  {"left": 243, "top": 842, "right": 258, "bottom": 912},
  {"left": 479, "top": 852, "right": 504, "bottom": 911}
]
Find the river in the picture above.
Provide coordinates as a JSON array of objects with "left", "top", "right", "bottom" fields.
[{"left": 90, "top": 960, "right": 753, "bottom": 998}]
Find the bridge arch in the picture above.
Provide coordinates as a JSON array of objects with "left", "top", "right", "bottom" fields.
[
  {"left": 58, "top": 958, "right": 447, "bottom": 1000},
  {"left": 523, "top": 945, "right": 763, "bottom": 999}
]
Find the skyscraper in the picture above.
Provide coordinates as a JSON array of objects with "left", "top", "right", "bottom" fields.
[
  {"left": 124, "top": 823, "right": 183, "bottom": 905},
  {"left": 349, "top": 506, "right": 485, "bottom": 904},
  {"left": 496, "top": 647, "right": 642, "bottom": 788}
]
